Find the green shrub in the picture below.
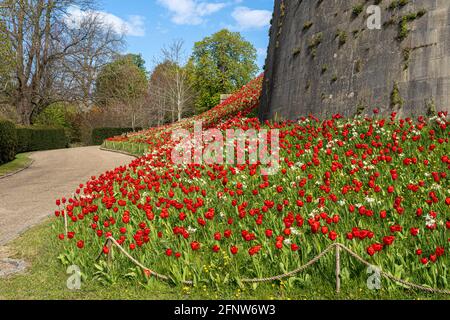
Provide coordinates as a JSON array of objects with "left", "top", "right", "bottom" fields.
[
  {"left": 0, "top": 119, "right": 18, "bottom": 165},
  {"left": 34, "top": 103, "right": 81, "bottom": 144},
  {"left": 34, "top": 103, "right": 68, "bottom": 127},
  {"left": 91, "top": 127, "right": 141, "bottom": 145},
  {"left": 16, "top": 126, "right": 68, "bottom": 152}
]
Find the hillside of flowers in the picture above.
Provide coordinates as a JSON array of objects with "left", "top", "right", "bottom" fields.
[
  {"left": 53, "top": 75, "right": 450, "bottom": 290},
  {"left": 102, "top": 75, "right": 264, "bottom": 156}
]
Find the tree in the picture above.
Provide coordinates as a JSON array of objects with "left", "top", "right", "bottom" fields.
[
  {"left": 56, "top": 11, "right": 124, "bottom": 111},
  {"left": 149, "top": 40, "right": 194, "bottom": 125},
  {"left": 0, "top": 18, "right": 16, "bottom": 119},
  {"left": 129, "top": 53, "right": 148, "bottom": 78},
  {"left": 0, "top": 20, "right": 14, "bottom": 94},
  {"left": 148, "top": 61, "right": 173, "bottom": 126},
  {"left": 95, "top": 54, "right": 148, "bottom": 130},
  {"left": 0, "top": 0, "right": 123, "bottom": 124},
  {"left": 189, "top": 29, "right": 258, "bottom": 114}
]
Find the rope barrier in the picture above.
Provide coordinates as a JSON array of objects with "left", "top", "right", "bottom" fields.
[
  {"left": 337, "top": 244, "right": 450, "bottom": 295},
  {"left": 98, "top": 237, "right": 192, "bottom": 285},
  {"left": 96, "top": 237, "right": 450, "bottom": 295}
]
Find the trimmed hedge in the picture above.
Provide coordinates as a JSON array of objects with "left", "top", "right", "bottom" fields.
[
  {"left": 16, "top": 126, "right": 68, "bottom": 153},
  {"left": 91, "top": 127, "right": 141, "bottom": 145},
  {"left": 0, "top": 119, "right": 18, "bottom": 165}
]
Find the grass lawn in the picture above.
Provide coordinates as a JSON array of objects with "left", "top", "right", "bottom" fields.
[
  {"left": 0, "top": 153, "right": 32, "bottom": 177},
  {"left": 0, "top": 219, "right": 449, "bottom": 300}
]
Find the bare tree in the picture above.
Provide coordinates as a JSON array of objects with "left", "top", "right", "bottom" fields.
[
  {"left": 148, "top": 62, "right": 171, "bottom": 126},
  {"left": 0, "top": 0, "right": 123, "bottom": 124},
  {"left": 94, "top": 54, "right": 148, "bottom": 131},
  {"left": 55, "top": 11, "right": 124, "bottom": 111}
]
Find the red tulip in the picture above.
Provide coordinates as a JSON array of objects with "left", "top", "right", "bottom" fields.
[
  {"left": 390, "top": 225, "right": 402, "bottom": 233},
  {"left": 383, "top": 236, "right": 395, "bottom": 246},
  {"left": 328, "top": 231, "right": 338, "bottom": 241},
  {"left": 373, "top": 243, "right": 383, "bottom": 252},
  {"left": 436, "top": 247, "right": 445, "bottom": 257},
  {"left": 367, "top": 246, "right": 376, "bottom": 256},
  {"left": 416, "top": 208, "right": 423, "bottom": 217},
  {"left": 248, "top": 245, "right": 261, "bottom": 256},
  {"left": 191, "top": 241, "right": 200, "bottom": 251},
  {"left": 224, "top": 229, "right": 232, "bottom": 238}
]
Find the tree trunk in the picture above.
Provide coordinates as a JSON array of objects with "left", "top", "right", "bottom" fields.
[
  {"left": 16, "top": 89, "right": 33, "bottom": 125},
  {"left": 171, "top": 105, "right": 175, "bottom": 123}
]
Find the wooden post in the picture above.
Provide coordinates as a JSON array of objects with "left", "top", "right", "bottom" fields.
[
  {"left": 107, "top": 239, "right": 113, "bottom": 264},
  {"left": 63, "top": 209, "right": 68, "bottom": 237},
  {"left": 336, "top": 245, "right": 341, "bottom": 294}
]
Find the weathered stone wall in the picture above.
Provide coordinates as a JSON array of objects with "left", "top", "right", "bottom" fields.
[{"left": 259, "top": 0, "right": 450, "bottom": 120}]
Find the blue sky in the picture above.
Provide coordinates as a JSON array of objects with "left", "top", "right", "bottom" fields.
[{"left": 91, "top": 0, "right": 274, "bottom": 72}]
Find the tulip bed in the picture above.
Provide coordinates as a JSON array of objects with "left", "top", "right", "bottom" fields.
[{"left": 53, "top": 76, "right": 450, "bottom": 293}]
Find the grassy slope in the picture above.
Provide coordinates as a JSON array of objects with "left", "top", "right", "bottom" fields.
[
  {"left": 0, "top": 153, "right": 32, "bottom": 177},
  {"left": 0, "top": 219, "right": 448, "bottom": 300}
]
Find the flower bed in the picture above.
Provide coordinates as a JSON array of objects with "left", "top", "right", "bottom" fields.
[
  {"left": 102, "top": 75, "right": 264, "bottom": 156},
  {"left": 54, "top": 76, "right": 450, "bottom": 290}
]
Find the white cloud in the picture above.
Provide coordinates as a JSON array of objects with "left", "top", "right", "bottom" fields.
[
  {"left": 157, "top": 0, "right": 227, "bottom": 25},
  {"left": 66, "top": 6, "right": 146, "bottom": 37},
  {"left": 231, "top": 6, "right": 272, "bottom": 30},
  {"left": 257, "top": 47, "right": 267, "bottom": 56}
]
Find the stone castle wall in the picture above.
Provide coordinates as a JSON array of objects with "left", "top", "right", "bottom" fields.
[{"left": 259, "top": 0, "right": 450, "bottom": 120}]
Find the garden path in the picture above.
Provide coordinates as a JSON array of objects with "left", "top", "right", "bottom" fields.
[{"left": 0, "top": 146, "right": 134, "bottom": 246}]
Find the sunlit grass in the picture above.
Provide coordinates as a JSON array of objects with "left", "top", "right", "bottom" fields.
[
  {"left": 0, "top": 219, "right": 448, "bottom": 300},
  {"left": 0, "top": 153, "right": 32, "bottom": 177}
]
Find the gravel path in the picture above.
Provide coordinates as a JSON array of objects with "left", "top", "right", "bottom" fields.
[{"left": 0, "top": 146, "right": 134, "bottom": 246}]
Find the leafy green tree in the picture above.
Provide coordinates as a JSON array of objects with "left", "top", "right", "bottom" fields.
[
  {"left": 189, "top": 29, "right": 258, "bottom": 113},
  {"left": 129, "top": 53, "right": 148, "bottom": 77},
  {"left": 95, "top": 54, "right": 148, "bottom": 130}
]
